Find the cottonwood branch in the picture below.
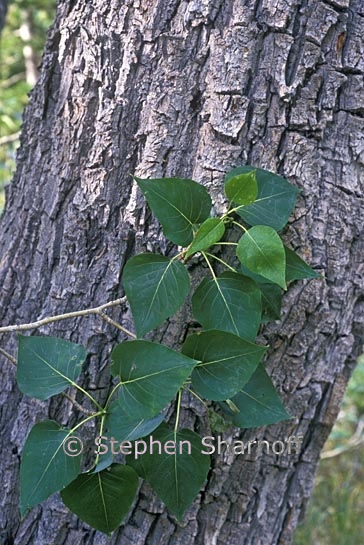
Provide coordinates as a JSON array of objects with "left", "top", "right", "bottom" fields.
[{"left": 0, "top": 296, "right": 135, "bottom": 338}]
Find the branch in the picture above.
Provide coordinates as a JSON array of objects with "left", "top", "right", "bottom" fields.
[
  {"left": 0, "top": 297, "right": 131, "bottom": 334},
  {"left": 321, "top": 419, "right": 364, "bottom": 459},
  {"left": 0, "top": 132, "right": 20, "bottom": 146},
  {"left": 0, "top": 346, "right": 16, "bottom": 365}
]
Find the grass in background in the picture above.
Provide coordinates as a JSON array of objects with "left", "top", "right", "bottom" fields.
[{"left": 293, "top": 355, "right": 364, "bottom": 545}]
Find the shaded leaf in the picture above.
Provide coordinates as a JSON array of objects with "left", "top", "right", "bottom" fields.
[
  {"left": 226, "top": 166, "right": 299, "bottom": 230},
  {"left": 260, "top": 283, "right": 283, "bottom": 321},
  {"left": 220, "top": 363, "right": 291, "bottom": 428},
  {"left": 192, "top": 272, "right": 261, "bottom": 341},
  {"left": 285, "top": 246, "right": 320, "bottom": 282},
  {"left": 185, "top": 218, "right": 225, "bottom": 258},
  {"left": 225, "top": 170, "right": 258, "bottom": 205},
  {"left": 127, "top": 424, "right": 210, "bottom": 521},
  {"left": 240, "top": 263, "right": 284, "bottom": 322},
  {"left": 237, "top": 225, "right": 286, "bottom": 289},
  {"left": 17, "top": 335, "right": 86, "bottom": 400},
  {"left": 111, "top": 341, "right": 198, "bottom": 418},
  {"left": 123, "top": 253, "right": 190, "bottom": 337},
  {"left": 182, "top": 330, "right": 266, "bottom": 401},
  {"left": 104, "top": 404, "right": 165, "bottom": 442},
  {"left": 135, "top": 176, "right": 212, "bottom": 246},
  {"left": 20, "top": 420, "right": 81, "bottom": 516},
  {"left": 61, "top": 464, "right": 138, "bottom": 535}
]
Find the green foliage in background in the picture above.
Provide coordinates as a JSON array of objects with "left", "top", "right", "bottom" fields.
[
  {"left": 0, "top": 0, "right": 56, "bottom": 209},
  {"left": 293, "top": 355, "right": 364, "bottom": 545}
]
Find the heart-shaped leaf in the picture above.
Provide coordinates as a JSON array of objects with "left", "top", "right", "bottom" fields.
[
  {"left": 111, "top": 341, "right": 198, "bottom": 418},
  {"left": 20, "top": 420, "right": 82, "bottom": 516},
  {"left": 17, "top": 335, "right": 86, "bottom": 400},
  {"left": 123, "top": 253, "right": 190, "bottom": 337},
  {"left": 237, "top": 226, "right": 286, "bottom": 289},
  {"left": 192, "top": 272, "right": 261, "bottom": 341},
  {"left": 127, "top": 424, "right": 210, "bottom": 521},
  {"left": 61, "top": 464, "right": 139, "bottom": 535},
  {"left": 185, "top": 218, "right": 225, "bottom": 258},
  {"left": 135, "top": 177, "right": 212, "bottom": 246},
  {"left": 182, "top": 330, "right": 266, "bottom": 401},
  {"left": 220, "top": 363, "right": 291, "bottom": 428},
  {"left": 226, "top": 166, "right": 299, "bottom": 230},
  {"left": 225, "top": 170, "right": 258, "bottom": 205}
]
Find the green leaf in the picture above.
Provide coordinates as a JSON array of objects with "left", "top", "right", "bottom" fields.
[
  {"left": 16, "top": 335, "right": 86, "bottom": 400},
  {"left": 104, "top": 404, "right": 165, "bottom": 442},
  {"left": 259, "top": 283, "right": 283, "bottom": 321},
  {"left": 240, "top": 263, "right": 283, "bottom": 321},
  {"left": 226, "top": 166, "right": 299, "bottom": 230},
  {"left": 220, "top": 364, "right": 291, "bottom": 428},
  {"left": 127, "top": 424, "right": 210, "bottom": 521},
  {"left": 185, "top": 218, "right": 225, "bottom": 258},
  {"left": 225, "top": 170, "right": 258, "bottom": 205},
  {"left": 61, "top": 464, "right": 139, "bottom": 535},
  {"left": 236, "top": 225, "right": 286, "bottom": 289},
  {"left": 182, "top": 330, "right": 266, "bottom": 401},
  {"left": 285, "top": 246, "right": 320, "bottom": 282},
  {"left": 20, "top": 420, "right": 82, "bottom": 516},
  {"left": 192, "top": 272, "right": 261, "bottom": 341},
  {"left": 134, "top": 176, "right": 212, "bottom": 246},
  {"left": 110, "top": 341, "right": 198, "bottom": 418},
  {"left": 123, "top": 253, "right": 190, "bottom": 337}
]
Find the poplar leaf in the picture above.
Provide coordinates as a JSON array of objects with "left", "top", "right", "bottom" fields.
[
  {"left": 123, "top": 253, "right": 190, "bottom": 337},
  {"left": 237, "top": 226, "right": 286, "bottom": 289},
  {"left": 135, "top": 177, "right": 212, "bottom": 246}
]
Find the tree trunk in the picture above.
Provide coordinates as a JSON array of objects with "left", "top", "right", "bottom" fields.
[
  {"left": 0, "top": 0, "right": 7, "bottom": 33},
  {"left": 0, "top": 1, "right": 363, "bottom": 544}
]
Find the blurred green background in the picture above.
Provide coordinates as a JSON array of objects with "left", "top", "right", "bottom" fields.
[
  {"left": 0, "top": 0, "right": 56, "bottom": 209},
  {"left": 293, "top": 354, "right": 364, "bottom": 545},
  {"left": 1, "top": 3, "right": 364, "bottom": 543}
]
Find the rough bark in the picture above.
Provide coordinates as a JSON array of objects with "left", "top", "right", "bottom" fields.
[{"left": 0, "top": 1, "right": 363, "bottom": 544}]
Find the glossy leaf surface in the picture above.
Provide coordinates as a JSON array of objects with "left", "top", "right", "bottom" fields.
[
  {"left": 185, "top": 218, "right": 225, "bottom": 258},
  {"left": 225, "top": 170, "right": 258, "bottom": 205},
  {"left": 237, "top": 226, "right": 286, "bottom": 289}
]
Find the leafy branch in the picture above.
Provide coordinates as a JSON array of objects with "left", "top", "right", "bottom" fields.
[{"left": 1, "top": 166, "right": 321, "bottom": 535}]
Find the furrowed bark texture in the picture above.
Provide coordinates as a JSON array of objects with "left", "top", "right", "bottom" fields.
[{"left": 0, "top": 0, "right": 363, "bottom": 544}]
